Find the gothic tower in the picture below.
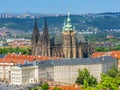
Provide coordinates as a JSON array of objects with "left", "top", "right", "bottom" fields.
[
  {"left": 42, "top": 18, "right": 50, "bottom": 56},
  {"left": 62, "top": 11, "right": 76, "bottom": 58},
  {"left": 37, "top": 19, "right": 51, "bottom": 56},
  {"left": 31, "top": 18, "right": 40, "bottom": 56}
]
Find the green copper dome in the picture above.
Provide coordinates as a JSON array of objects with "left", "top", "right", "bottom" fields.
[{"left": 62, "top": 11, "right": 75, "bottom": 31}]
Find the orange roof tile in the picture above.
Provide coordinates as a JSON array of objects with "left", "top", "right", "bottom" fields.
[
  {"left": 91, "top": 50, "right": 120, "bottom": 60},
  {"left": 49, "top": 84, "right": 82, "bottom": 90},
  {"left": 0, "top": 54, "right": 60, "bottom": 64}
]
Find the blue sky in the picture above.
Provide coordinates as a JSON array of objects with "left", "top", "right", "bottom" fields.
[{"left": 0, "top": 0, "right": 120, "bottom": 14}]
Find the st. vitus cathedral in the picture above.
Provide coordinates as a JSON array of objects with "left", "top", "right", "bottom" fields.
[{"left": 32, "top": 11, "right": 91, "bottom": 58}]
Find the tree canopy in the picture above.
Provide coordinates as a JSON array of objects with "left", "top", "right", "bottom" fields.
[
  {"left": 75, "top": 68, "right": 98, "bottom": 87},
  {"left": 41, "top": 83, "right": 49, "bottom": 90},
  {"left": 0, "top": 47, "right": 31, "bottom": 55},
  {"left": 76, "top": 68, "right": 120, "bottom": 90}
]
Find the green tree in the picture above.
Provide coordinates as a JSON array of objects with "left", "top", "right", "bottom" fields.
[
  {"left": 97, "top": 74, "right": 118, "bottom": 90},
  {"left": 76, "top": 68, "right": 89, "bottom": 85},
  {"left": 83, "top": 80, "right": 89, "bottom": 88},
  {"left": 83, "top": 87, "right": 96, "bottom": 90},
  {"left": 97, "top": 68, "right": 120, "bottom": 90},
  {"left": 88, "top": 75, "right": 97, "bottom": 87},
  {"left": 95, "top": 46, "right": 109, "bottom": 52},
  {"left": 32, "top": 88, "right": 38, "bottom": 90},
  {"left": 53, "top": 87, "right": 61, "bottom": 90},
  {"left": 0, "top": 47, "right": 31, "bottom": 55},
  {"left": 106, "top": 65, "right": 118, "bottom": 78},
  {"left": 76, "top": 68, "right": 97, "bottom": 87},
  {"left": 82, "top": 68, "right": 120, "bottom": 90},
  {"left": 41, "top": 83, "right": 49, "bottom": 90},
  {"left": 106, "top": 69, "right": 117, "bottom": 78}
]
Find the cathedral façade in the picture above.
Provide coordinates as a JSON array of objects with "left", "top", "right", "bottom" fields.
[{"left": 31, "top": 11, "right": 91, "bottom": 58}]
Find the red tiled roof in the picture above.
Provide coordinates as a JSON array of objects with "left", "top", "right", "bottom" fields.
[
  {"left": 0, "top": 54, "right": 60, "bottom": 64},
  {"left": 49, "top": 84, "right": 82, "bottom": 90},
  {"left": 91, "top": 52, "right": 105, "bottom": 58},
  {"left": 91, "top": 50, "right": 120, "bottom": 59}
]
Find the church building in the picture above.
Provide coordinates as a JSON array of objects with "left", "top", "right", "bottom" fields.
[{"left": 31, "top": 11, "right": 90, "bottom": 58}]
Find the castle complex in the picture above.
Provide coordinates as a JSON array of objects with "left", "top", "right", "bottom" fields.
[
  {"left": 10, "top": 56, "right": 117, "bottom": 85},
  {"left": 32, "top": 11, "right": 90, "bottom": 58}
]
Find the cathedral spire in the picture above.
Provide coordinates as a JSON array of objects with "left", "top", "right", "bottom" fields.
[
  {"left": 33, "top": 17, "right": 39, "bottom": 33},
  {"left": 43, "top": 18, "right": 48, "bottom": 35},
  {"left": 62, "top": 10, "right": 75, "bottom": 31},
  {"left": 67, "top": 10, "right": 71, "bottom": 25},
  {"left": 44, "top": 17, "right": 47, "bottom": 28},
  {"left": 32, "top": 17, "right": 40, "bottom": 56}
]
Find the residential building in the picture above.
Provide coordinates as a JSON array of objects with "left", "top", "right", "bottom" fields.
[
  {"left": 6, "top": 38, "right": 31, "bottom": 47},
  {"left": 11, "top": 65, "right": 37, "bottom": 85},
  {"left": 0, "top": 54, "right": 59, "bottom": 83}
]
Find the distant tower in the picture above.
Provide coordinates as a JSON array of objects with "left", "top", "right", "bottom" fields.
[
  {"left": 31, "top": 17, "right": 40, "bottom": 56},
  {"left": 62, "top": 11, "right": 76, "bottom": 58}
]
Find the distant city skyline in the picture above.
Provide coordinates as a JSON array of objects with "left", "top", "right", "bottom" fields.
[{"left": 0, "top": 0, "right": 120, "bottom": 14}]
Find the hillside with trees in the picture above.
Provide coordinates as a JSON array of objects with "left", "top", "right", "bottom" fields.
[{"left": 1, "top": 12, "right": 120, "bottom": 33}]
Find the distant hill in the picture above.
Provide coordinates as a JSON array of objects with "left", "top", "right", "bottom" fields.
[{"left": 1, "top": 12, "right": 120, "bottom": 33}]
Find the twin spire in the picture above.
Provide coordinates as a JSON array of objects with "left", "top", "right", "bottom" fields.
[
  {"left": 33, "top": 10, "right": 75, "bottom": 33},
  {"left": 33, "top": 17, "right": 48, "bottom": 35},
  {"left": 43, "top": 18, "right": 48, "bottom": 35},
  {"left": 33, "top": 17, "right": 39, "bottom": 33}
]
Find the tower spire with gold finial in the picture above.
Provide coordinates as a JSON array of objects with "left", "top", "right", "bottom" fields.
[
  {"left": 62, "top": 10, "right": 75, "bottom": 31},
  {"left": 67, "top": 10, "right": 71, "bottom": 25}
]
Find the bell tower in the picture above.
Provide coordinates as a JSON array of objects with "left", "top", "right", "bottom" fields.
[{"left": 62, "top": 11, "right": 76, "bottom": 58}]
